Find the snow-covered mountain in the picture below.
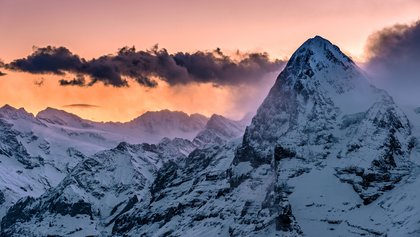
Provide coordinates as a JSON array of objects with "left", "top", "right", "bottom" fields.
[
  {"left": 0, "top": 105, "right": 238, "bottom": 225},
  {"left": 123, "top": 110, "right": 208, "bottom": 143},
  {"left": 0, "top": 105, "right": 116, "bottom": 220},
  {"left": 1, "top": 36, "right": 419, "bottom": 236},
  {"left": 232, "top": 36, "right": 416, "bottom": 235},
  {"left": 0, "top": 141, "right": 192, "bottom": 236},
  {"left": 36, "top": 108, "right": 209, "bottom": 144},
  {"left": 193, "top": 114, "right": 247, "bottom": 147},
  {"left": 37, "top": 107, "right": 94, "bottom": 129}
]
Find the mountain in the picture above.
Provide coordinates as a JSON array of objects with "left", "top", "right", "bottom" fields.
[
  {"left": 193, "top": 114, "right": 246, "bottom": 147},
  {"left": 121, "top": 110, "right": 208, "bottom": 143},
  {"left": 1, "top": 36, "right": 419, "bottom": 236},
  {"left": 0, "top": 106, "right": 206, "bottom": 224},
  {"left": 0, "top": 105, "right": 40, "bottom": 123},
  {"left": 36, "top": 107, "right": 246, "bottom": 147},
  {"left": 0, "top": 105, "right": 227, "bottom": 226},
  {"left": 239, "top": 35, "right": 413, "bottom": 202},
  {"left": 0, "top": 114, "right": 84, "bottom": 219},
  {"left": 37, "top": 107, "right": 94, "bottom": 128},
  {"left": 36, "top": 108, "right": 209, "bottom": 144},
  {"left": 0, "top": 141, "right": 191, "bottom": 236},
  {"left": 231, "top": 36, "right": 416, "bottom": 235}
]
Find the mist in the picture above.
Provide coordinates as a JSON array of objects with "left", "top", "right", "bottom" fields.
[{"left": 364, "top": 20, "right": 420, "bottom": 107}]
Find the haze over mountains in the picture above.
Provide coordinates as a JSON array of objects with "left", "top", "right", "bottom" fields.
[{"left": 0, "top": 36, "right": 419, "bottom": 236}]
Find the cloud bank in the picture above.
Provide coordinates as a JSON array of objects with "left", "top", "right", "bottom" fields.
[
  {"left": 365, "top": 20, "right": 420, "bottom": 104},
  {"left": 7, "top": 46, "right": 285, "bottom": 88}
]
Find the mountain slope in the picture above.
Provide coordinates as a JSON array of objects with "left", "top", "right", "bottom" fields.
[
  {"left": 1, "top": 140, "right": 192, "bottom": 236},
  {"left": 0, "top": 106, "right": 90, "bottom": 218},
  {"left": 0, "top": 105, "right": 208, "bottom": 222}
]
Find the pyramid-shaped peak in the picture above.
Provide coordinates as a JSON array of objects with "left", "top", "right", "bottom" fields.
[
  {"left": 0, "top": 104, "right": 30, "bottom": 114},
  {"left": 302, "top": 35, "right": 333, "bottom": 46},
  {"left": 297, "top": 35, "right": 344, "bottom": 56},
  {"left": 0, "top": 104, "right": 18, "bottom": 111},
  {"left": 282, "top": 35, "right": 355, "bottom": 80},
  {"left": 293, "top": 36, "right": 353, "bottom": 62}
]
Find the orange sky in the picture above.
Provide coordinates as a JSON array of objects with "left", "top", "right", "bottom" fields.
[{"left": 0, "top": 0, "right": 419, "bottom": 121}]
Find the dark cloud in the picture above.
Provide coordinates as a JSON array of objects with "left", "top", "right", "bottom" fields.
[
  {"left": 59, "top": 74, "right": 86, "bottom": 86},
  {"left": 365, "top": 20, "right": 420, "bottom": 104},
  {"left": 63, "top": 104, "right": 99, "bottom": 108},
  {"left": 7, "top": 46, "right": 83, "bottom": 75},
  {"left": 7, "top": 45, "right": 285, "bottom": 88},
  {"left": 0, "top": 60, "right": 5, "bottom": 76}
]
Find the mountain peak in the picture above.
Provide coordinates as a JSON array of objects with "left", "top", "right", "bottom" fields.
[
  {"left": 0, "top": 104, "right": 36, "bottom": 121},
  {"left": 302, "top": 35, "right": 332, "bottom": 47},
  {"left": 242, "top": 36, "right": 392, "bottom": 160},
  {"left": 0, "top": 104, "right": 16, "bottom": 110},
  {"left": 304, "top": 35, "right": 333, "bottom": 45},
  {"left": 37, "top": 107, "right": 92, "bottom": 128},
  {"left": 36, "top": 107, "right": 81, "bottom": 119},
  {"left": 285, "top": 35, "right": 354, "bottom": 75},
  {"left": 270, "top": 36, "right": 365, "bottom": 98}
]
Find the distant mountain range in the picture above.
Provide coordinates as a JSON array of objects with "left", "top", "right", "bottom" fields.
[
  {"left": 1, "top": 105, "right": 250, "bottom": 145},
  {"left": 1, "top": 36, "right": 420, "bottom": 236},
  {"left": 0, "top": 105, "right": 248, "bottom": 224}
]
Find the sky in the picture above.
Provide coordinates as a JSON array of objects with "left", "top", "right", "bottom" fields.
[{"left": 0, "top": 0, "right": 419, "bottom": 121}]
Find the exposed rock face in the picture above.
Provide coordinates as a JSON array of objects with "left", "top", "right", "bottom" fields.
[{"left": 0, "top": 120, "right": 44, "bottom": 169}]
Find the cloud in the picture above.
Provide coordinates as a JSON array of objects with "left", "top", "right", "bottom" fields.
[
  {"left": 7, "top": 45, "right": 285, "bottom": 88},
  {"left": 63, "top": 104, "right": 99, "bottom": 108},
  {"left": 0, "top": 60, "right": 5, "bottom": 76},
  {"left": 364, "top": 20, "right": 420, "bottom": 104},
  {"left": 59, "top": 74, "right": 86, "bottom": 86},
  {"left": 34, "top": 78, "right": 44, "bottom": 87}
]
